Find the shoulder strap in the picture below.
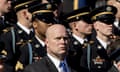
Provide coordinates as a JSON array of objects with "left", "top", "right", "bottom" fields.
[
  {"left": 87, "top": 43, "right": 91, "bottom": 71},
  {"left": 27, "top": 43, "right": 33, "bottom": 64},
  {"left": 11, "top": 27, "right": 16, "bottom": 54}
]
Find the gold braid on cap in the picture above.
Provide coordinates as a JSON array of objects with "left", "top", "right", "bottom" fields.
[
  {"left": 32, "top": 10, "right": 52, "bottom": 15},
  {"left": 67, "top": 12, "right": 89, "bottom": 20},
  {"left": 92, "top": 12, "right": 113, "bottom": 20},
  {"left": 14, "top": 0, "right": 36, "bottom": 9}
]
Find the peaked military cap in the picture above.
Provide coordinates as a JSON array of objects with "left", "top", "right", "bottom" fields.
[
  {"left": 64, "top": 6, "right": 92, "bottom": 24},
  {"left": 12, "top": 0, "right": 40, "bottom": 12},
  {"left": 46, "top": 0, "right": 63, "bottom": 11},
  {"left": 47, "top": 0, "right": 63, "bottom": 5},
  {"left": 28, "top": 3, "right": 57, "bottom": 24},
  {"left": 90, "top": 5, "right": 117, "bottom": 24}
]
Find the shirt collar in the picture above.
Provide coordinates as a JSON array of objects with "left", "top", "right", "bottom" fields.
[
  {"left": 47, "top": 54, "right": 70, "bottom": 72},
  {"left": 97, "top": 37, "right": 107, "bottom": 49},
  {"left": 17, "top": 22, "right": 31, "bottom": 34},
  {"left": 72, "top": 34, "right": 87, "bottom": 44},
  {"left": 114, "top": 18, "right": 120, "bottom": 29},
  {"left": 47, "top": 53, "right": 61, "bottom": 69},
  {"left": 35, "top": 35, "right": 45, "bottom": 47}
]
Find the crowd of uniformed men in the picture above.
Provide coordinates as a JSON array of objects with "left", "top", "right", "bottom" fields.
[{"left": 0, "top": 0, "right": 120, "bottom": 72}]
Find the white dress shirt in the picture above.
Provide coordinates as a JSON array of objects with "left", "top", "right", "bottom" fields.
[
  {"left": 97, "top": 37, "right": 108, "bottom": 49},
  {"left": 72, "top": 34, "right": 87, "bottom": 44},
  {"left": 47, "top": 54, "right": 70, "bottom": 72},
  {"left": 17, "top": 22, "right": 31, "bottom": 34},
  {"left": 35, "top": 35, "right": 45, "bottom": 47}
]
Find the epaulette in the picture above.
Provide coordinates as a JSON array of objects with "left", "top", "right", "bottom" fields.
[
  {"left": 82, "top": 40, "right": 94, "bottom": 48},
  {"left": 2, "top": 27, "right": 14, "bottom": 33},
  {"left": 89, "top": 40, "right": 94, "bottom": 44},
  {"left": 19, "top": 39, "right": 33, "bottom": 47}
]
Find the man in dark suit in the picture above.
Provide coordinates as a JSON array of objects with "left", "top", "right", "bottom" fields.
[
  {"left": 24, "top": 24, "right": 76, "bottom": 72},
  {"left": 64, "top": 6, "right": 93, "bottom": 72},
  {"left": 15, "top": 3, "right": 57, "bottom": 71},
  {"left": 0, "top": 0, "right": 41, "bottom": 72},
  {"left": 88, "top": 5, "right": 117, "bottom": 72}
]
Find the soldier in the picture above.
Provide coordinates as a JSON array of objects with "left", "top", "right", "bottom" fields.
[
  {"left": 15, "top": 3, "right": 57, "bottom": 71},
  {"left": 89, "top": 5, "right": 117, "bottom": 72},
  {"left": 105, "top": 38, "right": 120, "bottom": 72},
  {"left": 64, "top": 6, "right": 93, "bottom": 72},
  {"left": 107, "top": 0, "right": 120, "bottom": 36},
  {"left": 0, "top": 0, "right": 41, "bottom": 72},
  {"left": 0, "top": 0, "right": 12, "bottom": 33}
]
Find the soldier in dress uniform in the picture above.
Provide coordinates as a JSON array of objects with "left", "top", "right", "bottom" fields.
[
  {"left": 0, "top": 0, "right": 41, "bottom": 72},
  {"left": 89, "top": 5, "right": 117, "bottom": 72},
  {"left": 15, "top": 3, "right": 57, "bottom": 72},
  {"left": 64, "top": 6, "right": 93, "bottom": 72},
  {"left": 107, "top": 0, "right": 120, "bottom": 36},
  {"left": 0, "top": 0, "right": 12, "bottom": 34},
  {"left": 107, "top": 38, "right": 120, "bottom": 72}
]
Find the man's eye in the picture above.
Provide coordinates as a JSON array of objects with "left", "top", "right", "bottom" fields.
[{"left": 56, "top": 37, "right": 61, "bottom": 40}]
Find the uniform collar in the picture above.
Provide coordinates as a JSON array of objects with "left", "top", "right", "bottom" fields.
[
  {"left": 35, "top": 35, "right": 45, "bottom": 47},
  {"left": 114, "top": 18, "right": 120, "bottom": 29},
  {"left": 17, "top": 22, "right": 31, "bottom": 34},
  {"left": 72, "top": 33, "right": 87, "bottom": 44},
  {"left": 47, "top": 54, "right": 69, "bottom": 72},
  {"left": 97, "top": 36, "right": 107, "bottom": 49}
]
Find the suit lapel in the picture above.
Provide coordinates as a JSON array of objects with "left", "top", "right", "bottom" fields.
[{"left": 44, "top": 56, "right": 59, "bottom": 72}]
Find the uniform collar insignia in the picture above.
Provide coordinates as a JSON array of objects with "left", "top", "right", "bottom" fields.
[
  {"left": 18, "top": 30, "right": 23, "bottom": 34},
  {"left": 35, "top": 44, "right": 40, "bottom": 48},
  {"left": 98, "top": 45, "right": 102, "bottom": 49},
  {"left": 73, "top": 41, "right": 79, "bottom": 45}
]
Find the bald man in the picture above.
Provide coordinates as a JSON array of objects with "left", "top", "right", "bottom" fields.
[{"left": 23, "top": 24, "right": 77, "bottom": 72}]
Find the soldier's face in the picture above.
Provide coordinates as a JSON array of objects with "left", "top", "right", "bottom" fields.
[
  {"left": 74, "top": 20, "right": 93, "bottom": 35},
  {"left": 0, "top": 0, "right": 11, "bottom": 14},
  {"left": 94, "top": 21, "right": 113, "bottom": 36},
  {"left": 34, "top": 20, "right": 52, "bottom": 37}
]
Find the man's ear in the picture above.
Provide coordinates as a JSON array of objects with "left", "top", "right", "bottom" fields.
[
  {"left": 107, "top": 0, "right": 114, "bottom": 5},
  {"left": 33, "top": 21, "right": 38, "bottom": 29}
]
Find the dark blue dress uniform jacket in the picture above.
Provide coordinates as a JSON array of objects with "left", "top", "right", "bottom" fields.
[
  {"left": 89, "top": 37, "right": 112, "bottom": 72},
  {"left": 17, "top": 37, "right": 46, "bottom": 71},
  {"left": 0, "top": 24, "right": 33, "bottom": 72},
  {"left": 67, "top": 35, "right": 89, "bottom": 72}
]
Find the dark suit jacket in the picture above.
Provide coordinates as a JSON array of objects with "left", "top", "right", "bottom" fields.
[{"left": 24, "top": 56, "right": 77, "bottom": 72}]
